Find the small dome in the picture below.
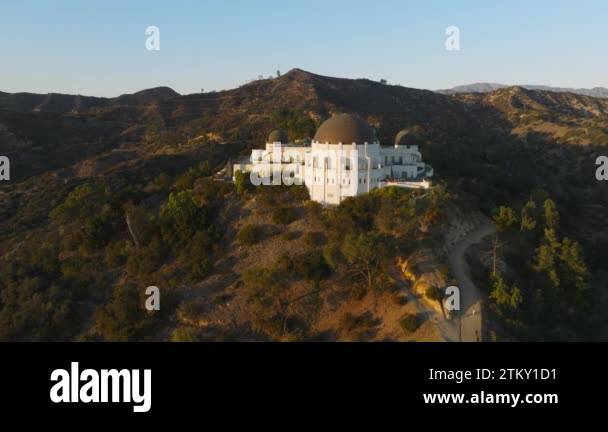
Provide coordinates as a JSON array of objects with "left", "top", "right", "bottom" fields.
[
  {"left": 268, "top": 130, "right": 289, "bottom": 143},
  {"left": 313, "top": 114, "right": 376, "bottom": 144}
]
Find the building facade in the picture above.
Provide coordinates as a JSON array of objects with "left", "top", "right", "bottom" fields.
[{"left": 234, "top": 114, "right": 434, "bottom": 205}]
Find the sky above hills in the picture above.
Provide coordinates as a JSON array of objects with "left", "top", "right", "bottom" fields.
[{"left": 1, "top": 0, "right": 607, "bottom": 96}]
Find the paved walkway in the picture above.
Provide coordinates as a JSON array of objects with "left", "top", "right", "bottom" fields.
[{"left": 448, "top": 222, "right": 497, "bottom": 342}]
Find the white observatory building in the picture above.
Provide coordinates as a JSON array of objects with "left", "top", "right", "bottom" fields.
[{"left": 234, "top": 114, "right": 433, "bottom": 205}]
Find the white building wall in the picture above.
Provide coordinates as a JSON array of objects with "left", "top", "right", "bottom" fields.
[{"left": 234, "top": 139, "right": 433, "bottom": 205}]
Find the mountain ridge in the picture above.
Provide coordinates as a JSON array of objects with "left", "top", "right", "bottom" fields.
[
  {"left": 438, "top": 82, "right": 608, "bottom": 98},
  {"left": 0, "top": 86, "right": 181, "bottom": 114}
]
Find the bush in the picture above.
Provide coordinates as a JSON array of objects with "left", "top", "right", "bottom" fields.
[
  {"left": 282, "top": 231, "right": 299, "bottom": 241},
  {"left": 234, "top": 170, "right": 251, "bottom": 197},
  {"left": 339, "top": 312, "right": 375, "bottom": 333},
  {"left": 304, "top": 200, "right": 325, "bottom": 225},
  {"left": 175, "top": 168, "right": 198, "bottom": 191},
  {"left": 185, "top": 230, "right": 216, "bottom": 280},
  {"left": 393, "top": 295, "right": 409, "bottom": 306},
  {"left": 399, "top": 313, "right": 419, "bottom": 333},
  {"left": 213, "top": 293, "right": 232, "bottom": 305},
  {"left": 190, "top": 257, "right": 212, "bottom": 281},
  {"left": 149, "top": 172, "right": 172, "bottom": 191},
  {"left": 160, "top": 191, "right": 209, "bottom": 250},
  {"left": 292, "top": 251, "right": 331, "bottom": 281},
  {"left": 339, "top": 313, "right": 359, "bottom": 332},
  {"left": 94, "top": 283, "right": 156, "bottom": 341},
  {"left": 126, "top": 236, "right": 165, "bottom": 276},
  {"left": 237, "top": 224, "right": 264, "bottom": 245},
  {"left": 170, "top": 327, "right": 200, "bottom": 342},
  {"left": 81, "top": 215, "right": 115, "bottom": 251},
  {"left": 61, "top": 256, "right": 86, "bottom": 280},
  {"left": 272, "top": 206, "right": 298, "bottom": 225},
  {"left": 303, "top": 231, "right": 324, "bottom": 248}
]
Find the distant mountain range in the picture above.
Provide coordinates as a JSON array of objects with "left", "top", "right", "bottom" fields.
[{"left": 437, "top": 83, "right": 608, "bottom": 98}]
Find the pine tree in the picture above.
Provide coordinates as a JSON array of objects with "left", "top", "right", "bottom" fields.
[
  {"left": 534, "top": 228, "right": 561, "bottom": 288},
  {"left": 559, "top": 238, "right": 588, "bottom": 291},
  {"left": 520, "top": 200, "right": 537, "bottom": 232},
  {"left": 493, "top": 206, "right": 518, "bottom": 231},
  {"left": 490, "top": 273, "right": 522, "bottom": 311},
  {"left": 543, "top": 199, "right": 560, "bottom": 231}
]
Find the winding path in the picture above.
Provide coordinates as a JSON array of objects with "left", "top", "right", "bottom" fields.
[{"left": 448, "top": 222, "right": 497, "bottom": 342}]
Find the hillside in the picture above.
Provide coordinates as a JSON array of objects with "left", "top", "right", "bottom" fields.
[{"left": 1, "top": 69, "right": 607, "bottom": 341}]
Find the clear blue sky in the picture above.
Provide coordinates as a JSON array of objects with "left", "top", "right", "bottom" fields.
[{"left": 1, "top": 0, "right": 606, "bottom": 96}]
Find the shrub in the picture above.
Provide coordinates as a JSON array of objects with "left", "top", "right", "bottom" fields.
[
  {"left": 190, "top": 257, "right": 212, "bottom": 281},
  {"left": 126, "top": 236, "right": 165, "bottom": 276},
  {"left": 339, "top": 312, "right": 375, "bottom": 333},
  {"left": 339, "top": 313, "right": 358, "bottom": 332},
  {"left": 292, "top": 251, "right": 331, "bottom": 281},
  {"left": 399, "top": 313, "right": 419, "bottom": 333},
  {"left": 149, "top": 172, "right": 172, "bottom": 191},
  {"left": 213, "top": 293, "right": 232, "bottom": 305},
  {"left": 82, "top": 215, "right": 114, "bottom": 251},
  {"left": 170, "top": 327, "right": 200, "bottom": 342},
  {"left": 94, "top": 283, "right": 156, "bottom": 341},
  {"left": 175, "top": 168, "right": 198, "bottom": 191},
  {"left": 282, "top": 231, "right": 299, "bottom": 241},
  {"left": 393, "top": 295, "right": 409, "bottom": 306},
  {"left": 303, "top": 231, "right": 324, "bottom": 248},
  {"left": 237, "top": 224, "right": 264, "bottom": 245},
  {"left": 304, "top": 200, "right": 325, "bottom": 225},
  {"left": 272, "top": 206, "right": 298, "bottom": 225},
  {"left": 160, "top": 191, "right": 209, "bottom": 249},
  {"left": 234, "top": 170, "right": 251, "bottom": 197}
]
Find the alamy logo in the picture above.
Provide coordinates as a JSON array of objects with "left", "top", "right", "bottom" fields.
[
  {"left": 0, "top": 156, "right": 9, "bottom": 181},
  {"left": 50, "top": 362, "right": 152, "bottom": 413},
  {"left": 445, "top": 26, "right": 461, "bottom": 51},
  {"left": 596, "top": 156, "right": 608, "bottom": 181},
  {"left": 145, "top": 26, "right": 160, "bottom": 51},
  {"left": 249, "top": 145, "right": 359, "bottom": 193}
]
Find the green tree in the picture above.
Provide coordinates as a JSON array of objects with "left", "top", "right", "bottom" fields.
[
  {"left": 489, "top": 274, "right": 522, "bottom": 311},
  {"left": 50, "top": 183, "right": 100, "bottom": 224},
  {"left": 272, "top": 206, "right": 298, "bottom": 225},
  {"left": 399, "top": 314, "right": 419, "bottom": 333},
  {"left": 493, "top": 206, "right": 518, "bottom": 231},
  {"left": 543, "top": 199, "right": 560, "bottom": 231},
  {"left": 170, "top": 327, "right": 200, "bottom": 342},
  {"left": 242, "top": 267, "right": 289, "bottom": 338},
  {"left": 341, "top": 232, "right": 388, "bottom": 293},
  {"left": 559, "top": 238, "right": 588, "bottom": 291},
  {"left": 534, "top": 228, "right": 561, "bottom": 288},
  {"left": 94, "top": 284, "right": 155, "bottom": 341},
  {"left": 237, "top": 224, "right": 263, "bottom": 245},
  {"left": 160, "top": 191, "right": 208, "bottom": 249},
  {"left": 520, "top": 200, "right": 537, "bottom": 232},
  {"left": 124, "top": 202, "right": 155, "bottom": 249},
  {"left": 234, "top": 170, "right": 248, "bottom": 197}
]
